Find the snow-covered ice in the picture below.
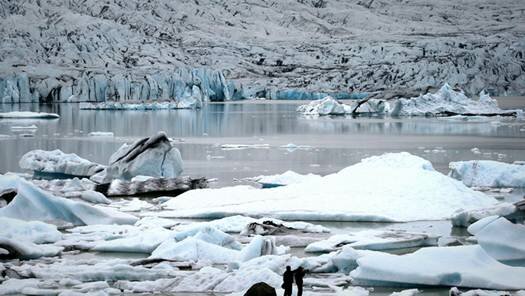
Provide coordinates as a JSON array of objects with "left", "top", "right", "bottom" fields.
[
  {"left": 351, "top": 245, "right": 525, "bottom": 289},
  {"left": 449, "top": 160, "right": 525, "bottom": 187},
  {"left": 162, "top": 153, "right": 497, "bottom": 222},
  {"left": 0, "top": 111, "right": 59, "bottom": 119},
  {"left": 90, "top": 132, "right": 183, "bottom": 183},
  {"left": 0, "top": 217, "right": 62, "bottom": 243},
  {"left": 304, "top": 230, "right": 438, "bottom": 253},
  {"left": 19, "top": 149, "right": 105, "bottom": 177},
  {"left": 0, "top": 174, "right": 137, "bottom": 225}
]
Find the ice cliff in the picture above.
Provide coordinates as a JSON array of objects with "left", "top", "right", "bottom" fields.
[{"left": 0, "top": 0, "right": 524, "bottom": 101}]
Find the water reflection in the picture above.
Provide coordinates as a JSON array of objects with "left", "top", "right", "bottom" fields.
[{"left": 1, "top": 103, "right": 524, "bottom": 185}]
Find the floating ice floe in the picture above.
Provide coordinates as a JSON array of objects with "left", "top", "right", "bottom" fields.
[
  {"left": 87, "top": 131, "right": 114, "bottom": 137},
  {"left": 248, "top": 170, "right": 322, "bottom": 188},
  {"left": 78, "top": 190, "right": 111, "bottom": 204},
  {"left": 449, "top": 160, "right": 525, "bottom": 187},
  {"left": 389, "top": 86, "right": 518, "bottom": 117},
  {"left": 19, "top": 149, "right": 106, "bottom": 178},
  {"left": 279, "top": 143, "right": 313, "bottom": 152},
  {"left": 162, "top": 153, "right": 497, "bottom": 222},
  {"left": 0, "top": 111, "right": 59, "bottom": 119},
  {"left": 350, "top": 245, "right": 525, "bottom": 289},
  {"left": 304, "top": 230, "right": 438, "bottom": 253},
  {"left": 0, "top": 175, "right": 137, "bottom": 226},
  {"left": 90, "top": 132, "right": 183, "bottom": 183},
  {"left": 92, "top": 227, "right": 175, "bottom": 253},
  {"left": 468, "top": 216, "right": 525, "bottom": 261}
]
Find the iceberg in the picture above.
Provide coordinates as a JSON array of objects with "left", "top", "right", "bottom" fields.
[
  {"left": 0, "top": 111, "right": 59, "bottom": 119},
  {"left": 19, "top": 149, "right": 106, "bottom": 178},
  {"left": 304, "top": 230, "right": 438, "bottom": 253},
  {"left": 389, "top": 85, "right": 519, "bottom": 117},
  {"left": 241, "top": 218, "right": 330, "bottom": 235},
  {"left": 449, "top": 160, "right": 525, "bottom": 187},
  {"left": 0, "top": 175, "right": 137, "bottom": 225},
  {"left": 90, "top": 132, "right": 183, "bottom": 183},
  {"left": 296, "top": 96, "right": 348, "bottom": 116},
  {"left": 468, "top": 217, "right": 525, "bottom": 261},
  {"left": 350, "top": 245, "right": 525, "bottom": 289},
  {"left": 79, "top": 190, "right": 111, "bottom": 204},
  {"left": 162, "top": 153, "right": 497, "bottom": 222}
]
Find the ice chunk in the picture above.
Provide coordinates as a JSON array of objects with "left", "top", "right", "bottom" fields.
[
  {"left": 450, "top": 287, "right": 525, "bottom": 296},
  {"left": 115, "top": 278, "right": 177, "bottom": 293},
  {"left": 468, "top": 217, "right": 525, "bottom": 261},
  {"left": 173, "top": 225, "right": 242, "bottom": 250},
  {"left": 90, "top": 132, "right": 183, "bottom": 183},
  {"left": 151, "top": 235, "right": 283, "bottom": 264},
  {"left": 389, "top": 84, "right": 519, "bottom": 117},
  {"left": 213, "top": 267, "right": 281, "bottom": 292},
  {"left": 0, "top": 217, "right": 62, "bottom": 243},
  {"left": 0, "top": 237, "right": 63, "bottom": 259},
  {"left": 0, "top": 175, "right": 137, "bottom": 225},
  {"left": 79, "top": 190, "right": 111, "bottom": 204},
  {"left": 451, "top": 203, "right": 517, "bottom": 227},
  {"left": 150, "top": 237, "right": 240, "bottom": 263},
  {"left": 0, "top": 111, "right": 59, "bottom": 119},
  {"left": 351, "top": 245, "right": 525, "bottom": 289},
  {"left": 0, "top": 279, "right": 41, "bottom": 295},
  {"left": 92, "top": 227, "right": 175, "bottom": 253},
  {"left": 241, "top": 218, "right": 330, "bottom": 235},
  {"left": 449, "top": 160, "right": 525, "bottom": 187},
  {"left": 171, "top": 266, "right": 228, "bottom": 292},
  {"left": 19, "top": 149, "right": 105, "bottom": 177},
  {"left": 305, "top": 230, "right": 438, "bottom": 253},
  {"left": 249, "top": 170, "right": 322, "bottom": 188},
  {"left": 162, "top": 153, "right": 497, "bottom": 222},
  {"left": 296, "top": 96, "right": 346, "bottom": 116}
]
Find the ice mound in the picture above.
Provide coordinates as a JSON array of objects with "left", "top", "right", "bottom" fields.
[
  {"left": 449, "top": 160, "right": 525, "bottom": 187},
  {"left": 350, "top": 245, "right": 525, "bottom": 289},
  {"left": 249, "top": 170, "right": 322, "bottom": 188},
  {"left": 296, "top": 96, "right": 348, "bottom": 115},
  {"left": 0, "top": 175, "right": 137, "bottom": 226},
  {"left": 0, "top": 111, "right": 59, "bottom": 119},
  {"left": 19, "top": 149, "right": 105, "bottom": 178},
  {"left": 91, "top": 132, "right": 183, "bottom": 183},
  {"left": 305, "top": 230, "right": 438, "bottom": 253},
  {"left": 163, "top": 153, "right": 497, "bottom": 222},
  {"left": 389, "top": 85, "right": 518, "bottom": 117},
  {"left": 468, "top": 217, "right": 525, "bottom": 261}
]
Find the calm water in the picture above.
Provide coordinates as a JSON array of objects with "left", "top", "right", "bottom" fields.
[{"left": 1, "top": 102, "right": 525, "bottom": 187}]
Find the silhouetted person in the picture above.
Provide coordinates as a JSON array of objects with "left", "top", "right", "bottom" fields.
[
  {"left": 294, "top": 267, "right": 306, "bottom": 296},
  {"left": 282, "top": 266, "right": 293, "bottom": 296}
]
